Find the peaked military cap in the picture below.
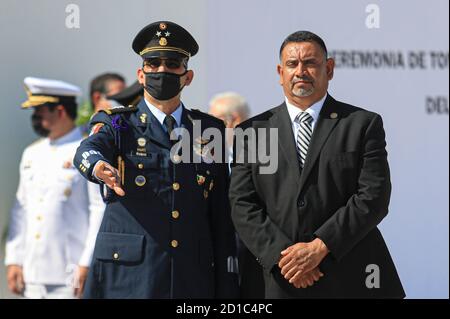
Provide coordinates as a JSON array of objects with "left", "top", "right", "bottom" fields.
[
  {"left": 107, "top": 80, "right": 143, "bottom": 107},
  {"left": 22, "top": 77, "right": 81, "bottom": 108},
  {"left": 132, "top": 21, "right": 199, "bottom": 59}
]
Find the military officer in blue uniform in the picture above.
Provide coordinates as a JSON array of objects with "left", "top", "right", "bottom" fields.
[{"left": 73, "top": 21, "right": 239, "bottom": 299}]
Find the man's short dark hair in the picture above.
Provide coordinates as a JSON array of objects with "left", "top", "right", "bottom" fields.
[
  {"left": 89, "top": 73, "right": 125, "bottom": 106},
  {"left": 279, "top": 31, "right": 328, "bottom": 59}
]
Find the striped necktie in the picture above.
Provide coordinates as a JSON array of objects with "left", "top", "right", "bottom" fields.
[{"left": 295, "top": 112, "right": 313, "bottom": 168}]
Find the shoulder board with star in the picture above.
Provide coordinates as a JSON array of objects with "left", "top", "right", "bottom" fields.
[
  {"left": 101, "top": 105, "right": 139, "bottom": 115},
  {"left": 189, "top": 108, "right": 225, "bottom": 126}
]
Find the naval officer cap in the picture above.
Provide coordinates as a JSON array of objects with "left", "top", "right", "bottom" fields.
[
  {"left": 22, "top": 77, "right": 81, "bottom": 109},
  {"left": 132, "top": 21, "right": 199, "bottom": 60}
]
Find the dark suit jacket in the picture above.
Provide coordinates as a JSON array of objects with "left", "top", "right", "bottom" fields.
[{"left": 229, "top": 94, "right": 405, "bottom": 298}]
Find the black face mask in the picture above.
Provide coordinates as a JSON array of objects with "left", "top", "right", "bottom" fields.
[
  {"left": 31, "top": 114, "right": 50, "bottom": 137},
  {"left": 143, "top": 71, "right": 188, "bottom": 101}
]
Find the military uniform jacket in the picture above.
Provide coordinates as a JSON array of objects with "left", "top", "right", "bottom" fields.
[
  {"left": 5, "top": 128, "right": 105, "bottom": 285},
  {"left": 74, "top": 98, "right": 238, "bottom": 299}
]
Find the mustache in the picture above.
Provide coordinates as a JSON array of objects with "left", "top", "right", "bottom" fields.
[{"left": 291, "top": 76, "right": 313, "bottom": 84}]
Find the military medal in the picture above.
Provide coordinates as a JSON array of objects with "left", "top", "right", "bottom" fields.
[{"left": 197, "top": 174, "right": 206, "bottom": 186}]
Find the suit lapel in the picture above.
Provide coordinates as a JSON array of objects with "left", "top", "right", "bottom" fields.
[
  {"left": 297, "top": 94, "right": 340, "bottom": 193},
  {"left": 271, "top": 103, "right": 302, "bottom": 190}
]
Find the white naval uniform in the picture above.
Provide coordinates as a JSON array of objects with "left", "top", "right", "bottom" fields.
[{"left": 5, "top": 127, "right": 105, "bottom": 297}]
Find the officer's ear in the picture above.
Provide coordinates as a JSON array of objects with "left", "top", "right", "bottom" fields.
[
  {"left": 183, "top": 70, "right": 194, "bottom": 87},
  {"left": 137, "top": 68, "right": 145, "bottom": 86},
  {"left": 91, "top": 91, "right": 103, "bottom": 108}
]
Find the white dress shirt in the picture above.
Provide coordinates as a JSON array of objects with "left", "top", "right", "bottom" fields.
[
  {"left": 143, "top": 98, "right": 183, "bottom": 131},
  {"left": 285, "top": 93, "right": 327, "bottom": 144},
  {"left": 5, "top": 127, "right": 105, "bottom": 285}
]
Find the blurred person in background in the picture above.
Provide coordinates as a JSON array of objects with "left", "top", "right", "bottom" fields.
[
  {"left": 89, "top": 73, "right": 126, "bottom": 112},
  {"left": 209, "top": 92, "right": 264, "bottom": 298},
  {"left": 78, "top": 73, "right": 126, "bottom": 135},
  {"left": 5, "top": 77, "right": 105, "bottom": 298}
]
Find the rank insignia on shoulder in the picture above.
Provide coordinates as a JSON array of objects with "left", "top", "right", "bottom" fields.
[
  {"left": 89, "top": 123, "right": 104, "bottom": 136},
  {"left": 102, "top": 105, "right": 138, "bottom": 115}
]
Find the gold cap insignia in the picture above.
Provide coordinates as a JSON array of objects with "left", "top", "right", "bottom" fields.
[{"left": 159, "top": 37, "right": 168, "bottom": 46}]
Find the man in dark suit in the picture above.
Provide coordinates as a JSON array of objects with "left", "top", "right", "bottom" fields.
[
  {"left": 73, "top": 21, "right": 238, "bottom": 298},
  {"left": 229, "top": 31, "right": 405, "bottom": 298}
]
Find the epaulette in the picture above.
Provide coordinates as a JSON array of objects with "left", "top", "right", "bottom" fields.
[
  {"left": 101, "top": 105, "right": 139, "bottom": 115},
  {"left": 189, "top": 108, "right": 225, "bottom": 126}
]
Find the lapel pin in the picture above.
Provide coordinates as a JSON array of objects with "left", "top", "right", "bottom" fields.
[{"left": 330, "top": 112, "right": 338, "bottom": 119}]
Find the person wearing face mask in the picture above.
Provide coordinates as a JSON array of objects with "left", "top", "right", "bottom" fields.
[
  {"left": 5, "top": 77, "right": 106, "bottom": 298},
  {"left": 73, "top": 21, "right": 239, "bottom": 299}
]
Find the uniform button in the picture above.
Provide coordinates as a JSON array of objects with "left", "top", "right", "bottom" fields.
[
  {"left": 298, "top": 199, "right": 305, "bottom": 207},
  {"left": 113, "top": 253, "right": 119, "bottom": 260},
  {"left": 171, "top": 240, "right": 179, "bottom": 248},
  {"left": 39, "top": 198, "right": 44, "bottom": 203},
  {"left": 35, "top": 233, "right": 41, "bottom": 240},
  {"left": 172, "top": 182, "right": 180, "bottom": 191},
  {"left": 172, "top": 210, "right": 180, "bottom": 219},
  {"left": 138, "top": 163, "right": 144, "bottom": 169},
  {"left": 36, "top": 215, "right": 43, "bottom": 221}
]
